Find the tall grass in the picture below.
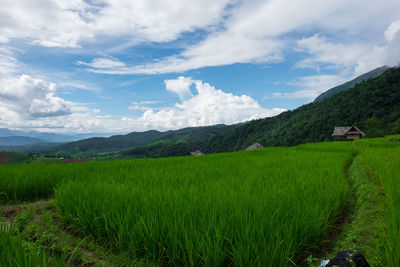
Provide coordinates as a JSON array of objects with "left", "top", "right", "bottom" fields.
[
  {"left": 0, "top": 225, "right": 66, "bottom": 266},
  {"left": 362, "top": 147, "right": 400, "bottom": 266},
  {"left": 54, "top": 146, "right": 353, "bottom": 266}
]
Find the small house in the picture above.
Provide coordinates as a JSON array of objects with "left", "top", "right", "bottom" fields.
[
  {"left": 245, "top": 143, "right": 264, "bottom": 150},
  {"left": 191, "top": 150, "right": 204, "bottom": 156},
  {"left": 332, "top": 126, "right": 365, "bottom": 140}
]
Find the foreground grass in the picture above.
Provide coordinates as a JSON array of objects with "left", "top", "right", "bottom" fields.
[
  {"left": 1, "top": 200, "right": 151, "bottom": 266},
  {"left": 55, "top": 146, "right": 353, "bottom": 266},
  {"left": 0, "top": 224, "right": 66, "bottom": 267}
]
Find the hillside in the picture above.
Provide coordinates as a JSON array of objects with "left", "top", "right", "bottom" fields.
[
  {"left": 314, "top": 66, "right": 389, "bottom": 102},
  {"left": 206, "top": 67, "right": 400, "bottom": 152},
  {"left": 54, "top": 124, "right": 235, "bottom": 155}
]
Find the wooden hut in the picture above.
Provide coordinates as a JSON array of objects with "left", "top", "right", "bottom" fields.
[
  {"left": 190, "top": 150, "right": 204, "bottom": 156},
  {"left": 332, "top": 126, "right": 365, "bottom": 140},
  {"left": 245, "top": 143, "right": 264, "bottom": 150}
]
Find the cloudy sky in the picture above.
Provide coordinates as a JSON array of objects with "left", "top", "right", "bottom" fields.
[{"left": 1, "top": 0, "right": 400, "bottom": 133}]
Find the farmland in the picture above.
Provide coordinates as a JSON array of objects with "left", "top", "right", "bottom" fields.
[{"left": 0, "top": 137, "right": 400, "bottom": 266}]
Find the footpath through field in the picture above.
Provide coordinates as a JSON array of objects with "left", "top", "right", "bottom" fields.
[{"left": 311, "top": 153, "right": 386, "bottom": 266}]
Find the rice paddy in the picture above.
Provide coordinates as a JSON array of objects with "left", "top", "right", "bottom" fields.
[{"left": 0, "top": 137, "right": 399, "bottom": 266}]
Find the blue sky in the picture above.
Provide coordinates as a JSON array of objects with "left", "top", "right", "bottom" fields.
[{"left": 1, "top": 0, "right": 400, "bottom": 133}]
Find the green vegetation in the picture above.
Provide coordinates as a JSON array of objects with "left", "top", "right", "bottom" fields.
[
  {"left": 1, "top": 200, "right": 141, "bottom": 266},
  {"left": 2, "top": 143, "right": 354, "bottom": 266},
  {"left": 362, "top": 145, "right": 400, "bottom": 266},
  {"left": 326, "top": 155, "right": 386, "bottom": 266},
  {"left": 52, "top": 124, "right": 234, "bottom": 158},
  {"left": 0, "top": 224, "right": 66, "bottom": 267}
]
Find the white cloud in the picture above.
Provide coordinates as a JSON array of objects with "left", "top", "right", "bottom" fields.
[
  {"left": 355, "top": 20, "right": 400, "bottom": 75},
  {"left": 266, "top": 75, "right": 348, "bottom": 100},
  {"left": 0, "top": 75, "right": 73, "bottom": 118},
  {"left": 134, "top": 77, "right": 285, "bottom": 130},
  {"left": 295, "top": 34, "right": 368, "bottom": 72},
  {"left": 165, "top": 76, "right": 193, "bottom": 100},
  {"left": 75, "top": 0, "right": 400, "bottom": 75},
  {"left": 76, "top": 57, "right": 126, "bottom": 69},
  {"left": 128, "top": 101, "right": 160, "bottom": 111},
  {"left": 278, "top": 20, "right": 400, "bottom": 100},
  {"left": 0, "top": 0, "right": 231, "bottom": 48},
  {"left": 0, "top": 75, "right": 284, "bottom": 133}
]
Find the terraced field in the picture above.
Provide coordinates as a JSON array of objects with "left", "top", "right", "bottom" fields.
[{"left": 1, "top": 136, "right": 399, "bottom": 266}]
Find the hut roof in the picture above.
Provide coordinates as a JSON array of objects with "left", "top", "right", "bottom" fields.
[
  {"left": 245, "top": 143, "right": 264, "bottom": 150},
  {"left": 190, "top": 150, "right": 204, "bottom": 156},
  {"left": 332, "top": 126, "right": 365, "bottom": 136}
]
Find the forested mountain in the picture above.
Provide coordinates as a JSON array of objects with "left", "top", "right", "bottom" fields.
[
  {"left": 206, "top": 67, "right": 400, "bottom": 153},
  {"left": 54, "top": 124, "right": 235, "bottom": 154}
]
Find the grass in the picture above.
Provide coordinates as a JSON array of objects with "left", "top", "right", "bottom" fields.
[
  {"left": 1, "top": 200, "right": 149, "bottom": 266},
  {"left": 325, "top": 155, "right": 386, "bottom": 266},
  {"left": 0, "top": 223, "right": 67, "bottom": 267},
  {"left": 361, "top": 146, "right": 400, "bottom": 266},
  {"left": 54, "top": 146, "right": 353, "bottom": 266}
]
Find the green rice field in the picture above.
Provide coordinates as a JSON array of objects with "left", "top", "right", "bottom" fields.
[{"left": 1, "top": 137, "right": 400, "bottom": 266}]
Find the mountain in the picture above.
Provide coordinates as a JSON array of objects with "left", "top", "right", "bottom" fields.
[
  {"left": 0, "top": 128, "right": 113, "bottom": 143},
  {"left": 314, "top": 66, "right": 389, "bottom": 102},
  {"left": 0, "top": 142, "right": 62, "bottom": 153},
  {"left": 52, "top": 124, "right": 235, "bottom": 155},
  {"left": 206, "top": 67, "right": 400, "bottom": 153},
  {"left": 0, "top": 136, "right": 45, "bottom": 146}
]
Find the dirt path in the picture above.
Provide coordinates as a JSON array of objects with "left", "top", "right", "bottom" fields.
[{"left": 304, "top": 154, "right": 387, "bottom": 266}]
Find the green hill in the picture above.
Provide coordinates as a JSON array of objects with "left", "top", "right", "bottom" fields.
[
  {"left": 54, "top": 124, "right": 235, "bottom": 155},
  {"left": 206, "top": 67, "right": 400, "bottom": 153}
]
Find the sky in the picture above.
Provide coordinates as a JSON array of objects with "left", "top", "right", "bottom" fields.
[{"left": 0, "top": 0, "right": 400, "bottom": 134}]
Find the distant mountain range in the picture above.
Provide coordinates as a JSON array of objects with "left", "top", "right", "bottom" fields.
[
  {"left": 0, "top": 128, "right": 114, "bottom": 147},
  {"left": 0, "top": 136, "right": 45, "bottom": 146}
]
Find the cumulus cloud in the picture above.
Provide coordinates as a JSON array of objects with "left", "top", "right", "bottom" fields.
[
  {"left": 355, "top": 20, "right": 400, "bottom": 75},
  {"left": 0, "top": 75, "right": 284, "bottom": 132},
  {"left": 134, "top": 77, "right": 285, "bottom": 130},
  {"left": 0, "top": 75, "right": 72, "bottom": 118},
  {"left": 0, "top": 48, "right": 85, "bottom": 129},
  {"left": 165, "top": 76, "right": 194, "bottom": 100}
]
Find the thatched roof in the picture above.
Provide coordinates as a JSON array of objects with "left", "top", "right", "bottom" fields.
[
  {"left": 245, "top": 143, "right": 264, "bottom": 150},
  {"left": 190, "top": 150, "right": 204, "bottom": 156},
  {"left": 332, "top": 126, "right": 365, "bottom": 136}
]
